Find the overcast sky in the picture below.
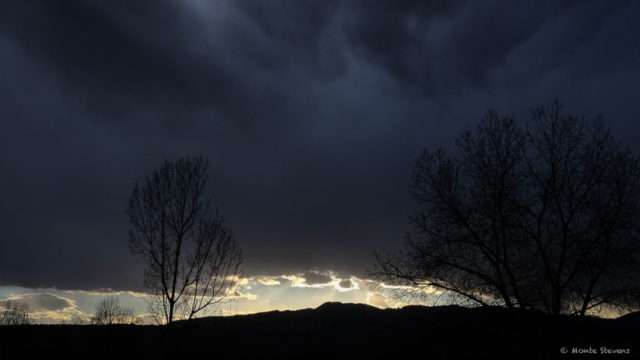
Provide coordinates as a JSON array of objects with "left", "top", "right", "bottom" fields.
[{"left": 1, "top": 0, "right": 639, "bottom": 294}]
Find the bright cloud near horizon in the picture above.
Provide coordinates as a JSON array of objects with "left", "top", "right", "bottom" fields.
[
  {"left": 1, "top": 1, "right": 639, "bottom": 321},
  {"left": 0, "top": 272, "right": 417, "bottom": 324}
]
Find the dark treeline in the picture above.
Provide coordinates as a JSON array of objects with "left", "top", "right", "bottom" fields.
[{"left": 1, "top": 303, "right": 637, "bottom": 359}]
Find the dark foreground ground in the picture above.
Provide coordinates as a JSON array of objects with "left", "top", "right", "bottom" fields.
[{"left": 1, "top": 302, "right": 638, "bottom": 359}]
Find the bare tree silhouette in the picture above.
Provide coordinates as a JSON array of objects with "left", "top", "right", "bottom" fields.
[
  {"left": 127, "top": 156, "right": 243, "bottom": 324},
  {"left": 90, "top": 296, "right": 135, "bottom": 325},
  {"left": 372, "top": 102, "right": 640, "bottom": 316},
  {"left": 0, "top": 300, "right": 31, "bottom": 325}
]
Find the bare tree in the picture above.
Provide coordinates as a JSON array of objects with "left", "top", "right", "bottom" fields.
[
  {"left": 372, "top": 102, "right": 640, "bottom": 316},
  {"left": 127, "top": 156, "right": 243, "bottom": 324},
  {"left": 90, "top": 296, "right": 135, "bottom": 325},
  {"left": 0, "top": 300, "right": 31, "bottom": 325}
]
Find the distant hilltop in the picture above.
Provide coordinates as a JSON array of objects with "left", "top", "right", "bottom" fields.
[{"left": 2, "top": 302, "right": 638, "bottom": 359}]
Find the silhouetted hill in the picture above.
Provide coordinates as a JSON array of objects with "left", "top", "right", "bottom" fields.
[{"left": 1, "top": 302, "right": 638, "bottom": 359}]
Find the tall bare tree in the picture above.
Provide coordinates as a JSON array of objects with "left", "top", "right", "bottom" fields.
[
  {"left": 372, "top": 102, "right": 640, "bottom": 316},
  {"left": 127, "top": 156, "right": 243, "bottom": 324}
]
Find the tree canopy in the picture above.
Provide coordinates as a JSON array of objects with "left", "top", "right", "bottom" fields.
[
  {"left": 91, "top": 296, "right": 135, "bottom": 325},
  {"left": 373, "top": 102, "right": 640, "bottom": 316},
  {"left": 128, "top": 156, "right": 243, "bottom": 324}
]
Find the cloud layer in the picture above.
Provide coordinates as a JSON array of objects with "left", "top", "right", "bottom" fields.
[{"left": 0, "top": 1, "right": 639, "bottom": 291}]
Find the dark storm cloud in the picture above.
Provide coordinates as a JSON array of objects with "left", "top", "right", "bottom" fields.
[
  {"left": 1, "top": 1, "right": 639, "bottom": 291},
  {"left": 0, "top": 1, "right": 283, "bottom": 125},
  {"left": 338, "top": 279, "right": 354, "bottom": 289},
  {"left": 300, "top": 272, "right": 333, "bottom": 286},
  {"left": 343, "top": 1, "right": 634, "bottom": 98}
]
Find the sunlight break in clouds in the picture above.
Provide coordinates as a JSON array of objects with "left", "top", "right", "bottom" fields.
[
  {"left": 283, "top": 271, "right": 361, "bottom": 292},
  {"left": 257, "top": 276, "right": 281, "bottom": 286},
  {"left": 366, "top": 292, "right": 390, "bottom": 309},
  {"left": 0, "top": 273, "right": 436, "bottom": 323},
  {"left": 1, "top": 293, "right": 87, "bottom": 323}
]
